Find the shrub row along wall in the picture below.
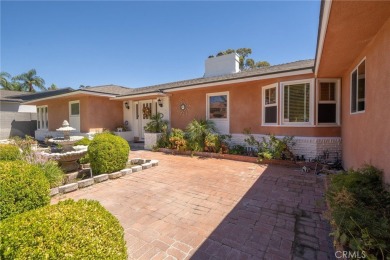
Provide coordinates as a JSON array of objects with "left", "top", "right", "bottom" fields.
[{"left": 230, "top": 134, "right": 342, "bottom": 162}]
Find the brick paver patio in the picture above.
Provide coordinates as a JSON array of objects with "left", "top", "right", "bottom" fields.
[{"left": 52, "top": 151, "right": 335, "bottom": 260}]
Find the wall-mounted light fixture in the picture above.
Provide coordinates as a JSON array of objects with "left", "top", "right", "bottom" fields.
[
  {"left": 157, "top": 98, "right": 163, "bottom": 108},
  {"left": 124, "top": 101, "right": 130, "bottom": 110}
]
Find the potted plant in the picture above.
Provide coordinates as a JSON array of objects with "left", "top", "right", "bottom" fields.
[{"left": 144, "top": 113, "right": 168, "bottom": 150}]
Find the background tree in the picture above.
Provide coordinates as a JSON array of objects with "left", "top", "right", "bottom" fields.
[
  {"left": 48, "top": 84, "right": 58, "bottom": 90},
  {"left": 210, "top": 48, "right": 270, "bottom": 70},
  {"left": 0, "top": 72, "right": 22, "bottom": 91},
  {"left": 12, "top": 69, "right": 46, "bottom": 92}
]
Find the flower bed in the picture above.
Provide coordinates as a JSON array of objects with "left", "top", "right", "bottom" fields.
[{"left": 158, "top": 148, "right": 298, "bottom": 167}]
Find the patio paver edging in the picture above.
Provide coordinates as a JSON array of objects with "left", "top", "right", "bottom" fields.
[{"left": 50, "top": 158, "right": 159, "bottom": 196}]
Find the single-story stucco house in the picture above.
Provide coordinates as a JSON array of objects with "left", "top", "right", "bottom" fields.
[{"left": 24, "top": 0, "right": 390, "bottom": 184}]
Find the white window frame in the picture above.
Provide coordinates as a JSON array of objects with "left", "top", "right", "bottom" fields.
[
  {"left": 69, "top": 100, "right": 80, "bottom": 116},
  {"left": 206, "top": 91, "right": 229, "bottom": 121},
  {"left": 37, "top": 105, "right": 48, "bottom": 130},
  {"left": 350, "top": 58, "right": 366, "bottom": 114},
  {"left": 262, "top": 83, "right": 278, "bottom": 126},
  {"left": 316, "top": 79, "right": 341, "bottom": 126},
  {"left": 280, "top": 79, "right": 315, "bottom": 126}
]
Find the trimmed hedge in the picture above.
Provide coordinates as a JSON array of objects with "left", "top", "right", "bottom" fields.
[
  {"left": 0, "top": 199, "right": 127, "bottom": 259},
  {"left": 0, "top": 161, "right": 50, "bottom": 220},
  {"left": 88, "top": 133, "right": 130, "bottom": 174},
  {"left": 74, "top": 137, "right": 91, "bottom": 146},
  {"left": 0, "top": 144, "right": 21, "bottom": 161}
]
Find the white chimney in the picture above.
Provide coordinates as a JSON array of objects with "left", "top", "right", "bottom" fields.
[{"left": 204, "top": 52, "right": 240, "bottom": 77}]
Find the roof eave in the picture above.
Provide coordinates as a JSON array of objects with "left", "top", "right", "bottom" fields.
[
  {"left": 314, "top": 0, "right": 333, "bottom": 76},
  {"left": 23, "top": 90, "right": 116, "bottom": 104},
  {"left": 113, "top": 67, "right": 313, "bottom": 99}
]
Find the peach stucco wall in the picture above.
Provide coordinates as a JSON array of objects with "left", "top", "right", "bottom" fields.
[
  {"left": 170, "top": 73, "right": 341, "bottom": 137},
  {"left": 32, "top": 94, "right": 123, "bottom": 132},
  {"left": 340, "top": 17, "right": 390, "bottom": 184}
]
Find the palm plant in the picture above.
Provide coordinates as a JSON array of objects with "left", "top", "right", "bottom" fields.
[
  {"left": 12, "top": 69, "right": 46, "bottom": 92},
  {"left": 144, "top": 113, "right": 168, "bottom": 133},
  {"left": 185, "top": 119, "right": 216, "bottom": 151},
  {"left": 0, "top": 72, "right": 22, "bottom": 91}
]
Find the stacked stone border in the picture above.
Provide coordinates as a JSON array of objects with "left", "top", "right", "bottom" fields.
[{"left": 50, "top": 158, "right": 159, "bottom": 197}]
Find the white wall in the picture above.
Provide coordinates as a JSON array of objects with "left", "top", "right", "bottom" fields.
[{"left": 204, "top": 53, "right": 240, "bottom": 77}]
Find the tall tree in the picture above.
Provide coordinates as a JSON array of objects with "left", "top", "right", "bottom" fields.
[
  {"left": 48, "top": 83, "right": 58, "bottom": 90},
  {"left": 211, "top": 48, "right": 270, "bottom": 70},
  {"left": 12, "top": 69, "right": 46, "bottom": 92},
  {"left": 0, "top": 72, "right": 22, "bottom": 91}
]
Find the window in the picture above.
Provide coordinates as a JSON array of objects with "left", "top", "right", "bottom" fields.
[
  {"left": 37, "top": 106, "right": 48, "bottom": 130},
  {"left": 262, "top": 84, "right": 278, "bottom": 125},
  {"left": 207, "top": 93, "right": 228, "bottom": 119},
  {"left": 351, "top": 59, "right": 365, "bottom": 113},
  {"left": 317, "top": 79, "right": 340, "bottom": 124},
  {"left": 70, "top": 102, "right": 80, "bottom": 116},
  {"left": 281, "top": 80, "right": 314, "bottom": 125}
]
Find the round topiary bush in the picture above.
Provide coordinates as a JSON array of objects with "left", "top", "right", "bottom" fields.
[
  {"left": 0, "top": 199, "right": 128, "bottom": 259},
  {"left": 88, "top": 133, "right": 130, "bottom": 174},
  {"left": 0, "top": 161, "right": 50, "bottom": 220},
  {"left": 0, "top": 144, "right": 21, "bottom": 161}
]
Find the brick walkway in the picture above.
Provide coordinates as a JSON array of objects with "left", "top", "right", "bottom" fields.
[{"left": 52, "top": 151, "right": 335, "bottom": 260}]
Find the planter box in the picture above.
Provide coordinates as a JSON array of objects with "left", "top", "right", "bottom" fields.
[
  {"left": 144, "top": 133, "right": 162, "bottom": 150},
  {"left": 114, "top": 131, "right": 133, "bottom": 141}
]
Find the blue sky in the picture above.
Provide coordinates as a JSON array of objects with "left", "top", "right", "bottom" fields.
[{"left": 1, "top": 1, "right": 320, "bottom": 89}]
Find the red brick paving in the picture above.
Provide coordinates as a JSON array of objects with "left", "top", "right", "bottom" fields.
[{"left": 52, "top": 151, "right": 335, "bottom": 259}]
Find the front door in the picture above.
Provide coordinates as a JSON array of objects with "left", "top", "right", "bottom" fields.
[
  {"left": 69, "top": 100, "right": 80, "bottom": 131},
  {"left": 139, "top": 100, "right": 153, "bottom": 139}
]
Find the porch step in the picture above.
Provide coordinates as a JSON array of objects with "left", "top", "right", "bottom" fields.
[{"left": 128, "top": 142, "right": 145, "bottom": 151}]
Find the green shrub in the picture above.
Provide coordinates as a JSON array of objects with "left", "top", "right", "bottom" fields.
[
  {"left": 169, "top": 128, "right": 187, "bottom": 151},
  {"left": 243, "top": 129, "right": 295, "bottom": 161},
  {"left": 327, "top": 166, "right": 390, "bottom": 259},
  {"left": 0, "top": 161, "right": 50, "bottom": 220},
  {"left": 36, "top": 160, "right": 64, "bottom": 188},
  {"left": 0, "top": 199, "right": 127, "bottom": 259},
  {"left": 79, "top": 153, "right": 90, "bottom": 164},
  {"left": 185, "top": 119, "right": 216, "bottom": 151},
  {"left": 88, "top": 133, "right": 130, "bottom": 174},
  {"left": 74, "top": 137, "right": 91, "bottom": 164},
  {"left": 0, "top": 144, "right": 21, "bottom": 161},
  {"left": 229, "top": 144, "right": 246, "bottom": 155},
  {"left": 74, "top": 137, "right": 91, "bottom": 146}
]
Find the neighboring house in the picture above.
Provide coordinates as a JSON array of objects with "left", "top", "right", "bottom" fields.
[
  {"left": 24, "top": 0, "right": 390, "bottom": 184},
  {"left": 0, "top": 88, "right": 74, "bottom": 139},
  {"left": 0, "top": 90, "right": 36, "bottom": 139}
]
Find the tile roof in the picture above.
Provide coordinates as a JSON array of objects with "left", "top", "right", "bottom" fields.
[
  {"left": 80, "top": 85, "right": 132, "bottom": 95},
  {"left": 0, "top": 88, "right": 74, "bottom": 102},
  {"left": 118, "top": 59, "right": 314, "bottom": 97}
]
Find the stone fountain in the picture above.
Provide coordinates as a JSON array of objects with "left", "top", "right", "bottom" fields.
[{"left": 42, "top": 120, "right": 88, "bottom": 172}]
